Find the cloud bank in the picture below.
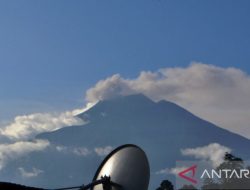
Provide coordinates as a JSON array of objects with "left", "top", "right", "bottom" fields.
[
  {"left": 0, "top": 100, "right": 94, "bottom": 170},
  {"left": 0, "top": 109, "right": 86, "bottom": 171},
  {"left": 85, "top": 63, "right": 250, "bottom": 138},
  {"left": 0, "top": 140, "right": 49, "bottom": 170},
  {"left": 0, "top": 110, "right": 84, "bottom": 141}
]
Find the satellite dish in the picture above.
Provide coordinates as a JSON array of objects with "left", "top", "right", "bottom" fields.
[
  {"left": 92, "top": 144, "right": 150, "bottom": 190},
  {"left": 53, "top": 144, "right": 150, "bottom": 190}
]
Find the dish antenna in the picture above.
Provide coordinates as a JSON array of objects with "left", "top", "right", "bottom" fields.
[{"left": 54, "top": 144, "right": 150, "bottom": 190}]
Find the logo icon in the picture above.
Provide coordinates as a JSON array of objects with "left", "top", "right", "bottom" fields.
[{"left": 178, "top": 165, "right": 197, "bottom": 184}]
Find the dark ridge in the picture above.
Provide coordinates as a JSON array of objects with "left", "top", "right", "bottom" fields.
[{"left": 0, "top": 182, "right": 44, "bottom": 190}]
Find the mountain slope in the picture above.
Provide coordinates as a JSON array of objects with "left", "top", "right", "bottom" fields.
[
  {"left": 2, "top": 94, "right": 250, "bottom": 189},
  {"left": 38, "top": 94, "right": 250, "bottom": 157}
]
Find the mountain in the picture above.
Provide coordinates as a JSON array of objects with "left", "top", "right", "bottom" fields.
[
  {"left": 39, "top": 94, "right": 250, "bottom": 156},
  {"left": 1, "top": 94, "right": 250, "bottom": 189}
]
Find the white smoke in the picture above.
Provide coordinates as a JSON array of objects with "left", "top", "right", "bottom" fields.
[{"left": 85, "top": 63, "right": 250, "bottom": 138}]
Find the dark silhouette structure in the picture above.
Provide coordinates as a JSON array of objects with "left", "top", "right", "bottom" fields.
[
  {"left": 179, "top": 184, "right": 198, "bottom": 190},
  {"left": 156, "top": 180, "right": 174, "bottom": 190},
  {"left": 0, "top": 182, "right": 44, "bottom": 190}
]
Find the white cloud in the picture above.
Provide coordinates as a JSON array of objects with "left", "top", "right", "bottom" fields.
[
  {"left": 0, "top": 110, "right": 85, "bottom": 141},
  {"left": 55, "top": 145, "right": 68, "bottom": 152},
  {"left": 18, "top": 167, "right": 43, "bottom": 178},
  {"left": 0, "top": 100, "right": 93, "bottom": 171},
  {"left": 181, "top": 143, "right": 231, "bottom": 167},
  {"left": 55, "top": 145, "right": 92, "bottom": 157},
  {"left": 156, "top": 167, "right": 188, "bottom": 175},
  {"left": 94, "top": 146, "right": 113, "bottom": 156},
  {"left": 73, "top": 147, "right": 91, "bottom": 156},
  {"left": 54, "top": 145, "right": 113, "bottom": 157},
  {"left": 85, "top": 63, "right": 250, "bottom": 139},
  {"left": 156, "top": 143, "right": 231, "bottom": 176},
  {"left": 155, "top": 168, "right": 169, "bottom": 175},
  {"left": 0, "top": 140, "right": 49, "bottom": 170}
]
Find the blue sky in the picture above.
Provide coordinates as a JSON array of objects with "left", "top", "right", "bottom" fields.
[
  {"left": 0, "top": 2, "right": 250, "bottom": 185},
  {"left": 0, "top": 0, "right": 250, "bottom": 120}
]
